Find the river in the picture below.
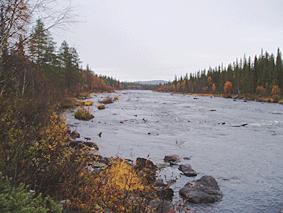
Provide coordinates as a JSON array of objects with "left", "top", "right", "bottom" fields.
[{"left": 65, "top": 90, "right": 283, "bottom": 213}]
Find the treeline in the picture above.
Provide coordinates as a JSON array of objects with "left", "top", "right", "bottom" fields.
[
  {"left": 158, "top": 49, "right": 283, "bottom": 98},
  {"left": 99, "top": 75, "right": 159, "bottom": 90},
  {"left": 99, "top": 75, "right": 122, "bottom": 89},
  {"left": 0, "top": 19, "right": 112, "bottom": 102}
]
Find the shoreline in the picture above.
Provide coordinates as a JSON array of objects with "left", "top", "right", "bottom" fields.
[{"left": 156, "top": 90, "right": 283, "bottom": 105}]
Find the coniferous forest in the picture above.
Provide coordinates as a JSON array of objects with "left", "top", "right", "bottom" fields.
[{"left": 158, "top": 49, "right": 283, "bottom": 101}]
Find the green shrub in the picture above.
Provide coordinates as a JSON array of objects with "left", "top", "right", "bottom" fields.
[{"left": 0, "top": 175, "right": 62, "bottom": 213}]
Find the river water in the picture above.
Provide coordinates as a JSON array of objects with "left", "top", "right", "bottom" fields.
[{"left": 65, "top": 90, "right": 283, "bottom": 213}]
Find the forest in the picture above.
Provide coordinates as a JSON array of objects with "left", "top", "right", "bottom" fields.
[{"left": 157, "top": 49, "right": 283, "bottom": 102}]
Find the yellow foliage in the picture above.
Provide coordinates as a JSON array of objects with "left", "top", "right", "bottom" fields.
[
  {"left": 81, "top": 100, "right": 94, "bottom": 106},
  {"left": 103, "top": 159, "right": 145, "bottom": 191}
]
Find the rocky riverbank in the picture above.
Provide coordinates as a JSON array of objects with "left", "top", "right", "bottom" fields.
[{"left": 67, "top": 93, "right": 223, "bottom": 212}]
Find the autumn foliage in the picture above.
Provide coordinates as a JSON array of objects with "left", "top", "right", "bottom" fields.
[
  {"left": 224, "top": 81, "right": 233, "bottom": 95},
  {"left": 272, "top": 85, "right": 280, "bottom": 96}
]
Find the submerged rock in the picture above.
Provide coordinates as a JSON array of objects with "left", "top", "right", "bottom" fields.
[
  {"left": 179, "top": 176, "right": 223, "bottom": 203},
  {"left": 178, "top": 164, "right": 197, "bottom": 177},
  {"left": 164, "top": 155, "right": 181, "bottom": 164}
]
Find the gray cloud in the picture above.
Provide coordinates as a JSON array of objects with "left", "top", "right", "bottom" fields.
[{"left": 53, "top": 0, "right": 283, "bottom": 81}]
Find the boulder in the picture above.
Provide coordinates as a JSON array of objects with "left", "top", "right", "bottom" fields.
[
  {"left": 70, "top": 130, "right": 80, "bottom": 139},
  {"left": 178, "top": 164, "right": 197, "bottom": 177},
  {"left": 179, "top": 176, "right": 223, "bottom": 203},
  {"left": 154, "top": 179, "right": 168, "bottom": 188},
  {"left": 97, "top": 104, "right": 105, "bottom": 110},
  {"left": 135, "top": 158, "right": 157, "bottom": 171},
  {"left": 135, "top": 158, "right": 157, "bottom": 183},
  {"left": 164, "top": 155, "right": 181, "bottom": 164},
  {"left": 156, "top": 187, "right": 174, "bottom": 201}
]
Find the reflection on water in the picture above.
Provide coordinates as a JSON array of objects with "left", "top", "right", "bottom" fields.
[{"left": 65, "top": 90, "right": 283, "bottom": 213}]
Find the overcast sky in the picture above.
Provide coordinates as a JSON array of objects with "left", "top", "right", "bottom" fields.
[{"left": 53, "top": 0, "right": 283, "bottom": 81}]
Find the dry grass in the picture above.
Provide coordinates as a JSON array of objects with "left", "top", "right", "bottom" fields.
[{"left": 74, "top": 107, "right": 94, "bottom": 121}]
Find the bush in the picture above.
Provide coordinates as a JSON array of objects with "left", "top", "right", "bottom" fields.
[
  {"left": 70, "top": 159, "right": 155, "bottom": 213},
  {"left": 0, "top": 175, "right": 62, "bottom": 213},
  {"left": 0, "top": 100, "right": 91, "bottom": 201},
  {"left": 74, "top": 107, "right": 94, "bottom": 121},
  {"left": 81, "top": 100, "right": 94, "bottom": 107}
]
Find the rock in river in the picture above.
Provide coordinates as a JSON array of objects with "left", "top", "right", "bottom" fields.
[
  {"left": 179, "top": 176, "right": 223, "bottom": 203},
  {"left": 70, "top": 130, "right": 80, "bottom": 139},
  {"left": 99, "top": 97, "right": 113, "bottom": 105},
  {"left": 164, "top": 155, "right": 181, "bottom": 164},
  {"left": 97, "top": 104, "right": 106, "bottom": 110},
  {"left": 178, "top": 164, "right": 197, "bottom": 177}
]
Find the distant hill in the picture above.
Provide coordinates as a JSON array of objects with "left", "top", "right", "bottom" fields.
[{"left": 134, "top": 80, "right": 168, "bottom": 85}]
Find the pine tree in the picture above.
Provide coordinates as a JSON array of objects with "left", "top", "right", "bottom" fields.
[
  {"left": 29, "top": 19, "right": 56, "bottom": 65},
  {"left": 276, "top": 48, "right": 283, "bottom": 93}
]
